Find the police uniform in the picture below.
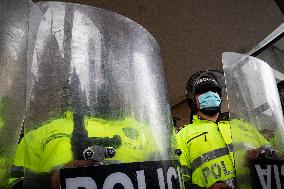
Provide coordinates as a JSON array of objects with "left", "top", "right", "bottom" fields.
[{"left": 176, "top": 115, "right": 269, "bottom": 188}]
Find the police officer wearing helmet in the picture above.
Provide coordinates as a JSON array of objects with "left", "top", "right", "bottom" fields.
[
  {"left": 175, "top": 70, "right": 271, "bottom": 189},
  {"left": 186, "top": 70, "right": 223, "bottom": 123}
]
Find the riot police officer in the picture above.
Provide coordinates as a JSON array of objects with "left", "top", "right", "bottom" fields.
[{"left": 176, "top": 70, "right": 271, "bottom": 189}]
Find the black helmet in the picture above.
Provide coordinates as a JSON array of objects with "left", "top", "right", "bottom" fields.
[
  {"left": 186, "top": 70, "right": 222, "bottom": 101},
  {"left": 186, "top": 70, "right": 223, "bottom": 122}
]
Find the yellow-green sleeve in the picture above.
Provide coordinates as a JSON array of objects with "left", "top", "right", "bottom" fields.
[
  {"left": 13, "top": 128, "right": 44, "bottom": 172},
  {"left": 175, "top": 129, "right": 191, "bottom": 182}
]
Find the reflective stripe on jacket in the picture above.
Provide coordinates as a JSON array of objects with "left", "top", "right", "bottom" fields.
[
  {"left": 176, "top": 115, "right": 269, "bottom": 188},
  {"left": 176, "top": 116, "right": 235, "bottom": 188}
]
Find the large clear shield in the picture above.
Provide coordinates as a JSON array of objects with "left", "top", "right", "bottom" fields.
[
  {"left": 222, "top": 52, "right": 284, "bottom": 189},
  {"left": 0, "top": 0, "right": 31, "bottom": 187},
  {"left": 13, "top": 2, "right": 181, "bottom": 189}
]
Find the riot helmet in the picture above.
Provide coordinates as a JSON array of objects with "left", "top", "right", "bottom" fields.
[{"left": 186, "top": 70, "right": 222, "bottom": 120}]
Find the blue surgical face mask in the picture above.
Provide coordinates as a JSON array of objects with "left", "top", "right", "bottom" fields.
[{"left": 198, "top": 91, "right": 221, "bottom": 110}]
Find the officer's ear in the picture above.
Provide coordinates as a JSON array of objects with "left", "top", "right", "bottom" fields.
[
  {"left": 193, "top": 93, "right": 200, "bottom": 107},
  {"left": 188, "top": 98, "right": 197, "bottom": 124}
]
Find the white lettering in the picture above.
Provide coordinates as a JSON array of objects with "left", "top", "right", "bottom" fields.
[
  {"left": 103, "top": 172, "right": 134, "bottom": 189},
  {"left": 255, "top": 164, "right": 272, "bottom": 189},
  {"left": 66, "top": 177, "right": 97, "bottom": 189},
  {"left": 194, "top": 78, "right": 215, "bottom": 86},
  {"left": 136, "top": 170, "right": 147, "bottom": 189},
  {"left": 176, "top": 166, "right": 185, "bottom": 189},
  {"left": 273, "top": 165, "right": 281, "bottom": 189},
  {"left": 157, "top": 168, "right": 166, "bottom": 189},
  {"left": 64, "top": 166, "right": 184, "bottom": 189},
  {"left": 167, "top": 167, "right": 178, "bottom": 189}
]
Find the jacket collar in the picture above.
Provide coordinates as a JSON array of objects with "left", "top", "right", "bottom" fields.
[
  {"left": 193, "top": 115, "right": 213, "bottom": 124},
  {"left": 193, "top": 115, "right": 226, "bottom": 124}
]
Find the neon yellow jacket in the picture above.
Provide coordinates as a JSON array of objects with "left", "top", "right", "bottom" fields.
[
  {"left": 176, "top": 115, "right": 269, "bottom": 188},
  {"left": 13, "top": 114, "right": 158, "bottom": 173}
]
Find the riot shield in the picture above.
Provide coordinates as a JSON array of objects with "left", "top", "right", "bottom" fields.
[
  {"left": 0, "top": 0, "right": 31, "bottom": 187},
  {"left": 12, "top": 2, "right": 182, "bottom": 189},
  {"left": 223, "top": 52, "right": 284, "bottom": 189}
]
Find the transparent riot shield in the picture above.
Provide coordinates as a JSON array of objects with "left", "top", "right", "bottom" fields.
[
  {"left": 12, "top": 2, "right": 182, "bottom": 189},
  {"left": 0, "top": 0, "right": 31, "bottom": 187},
  {"left": 223, "top": 52, "right": 284, "bottom": 189}
]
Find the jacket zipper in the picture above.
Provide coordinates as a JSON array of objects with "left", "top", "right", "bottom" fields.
[{"left": 187, "top": 132, "right": 208, "bottom": 144}]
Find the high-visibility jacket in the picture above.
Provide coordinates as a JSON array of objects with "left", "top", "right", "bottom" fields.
[
  {"left": 175, "top": 115, "right": 269, "bottom": 188},
  {"left": 13, "top": 113, "right": 158, "bottom": 173}
]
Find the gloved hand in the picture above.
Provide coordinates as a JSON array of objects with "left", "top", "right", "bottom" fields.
[
  {"left": 259, "top": 145, "right": 278, "bottom": 159},
  {"left": 246, "top": 148, "right": 262, "bottom": 162},
  {"left": 245, "top": 145, "right": 279, "bottom": 167},
  {"left": 246, "top": 145, "right": 278, "bottom": 161}
]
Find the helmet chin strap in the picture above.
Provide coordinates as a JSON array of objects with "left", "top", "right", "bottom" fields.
[{"left": 200, "top": 107, "right": 220, "bottom": 116}]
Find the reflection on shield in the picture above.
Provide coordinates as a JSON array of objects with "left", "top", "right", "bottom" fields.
[
  {"left": 15, "top": 2, "right": 176, "bottom": 188},
  {"left": 223, "top": 52, "right": 284, "bottom": 189},
  {"left": 0, "top": 0, "right": 30, "bottom": 187}
]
